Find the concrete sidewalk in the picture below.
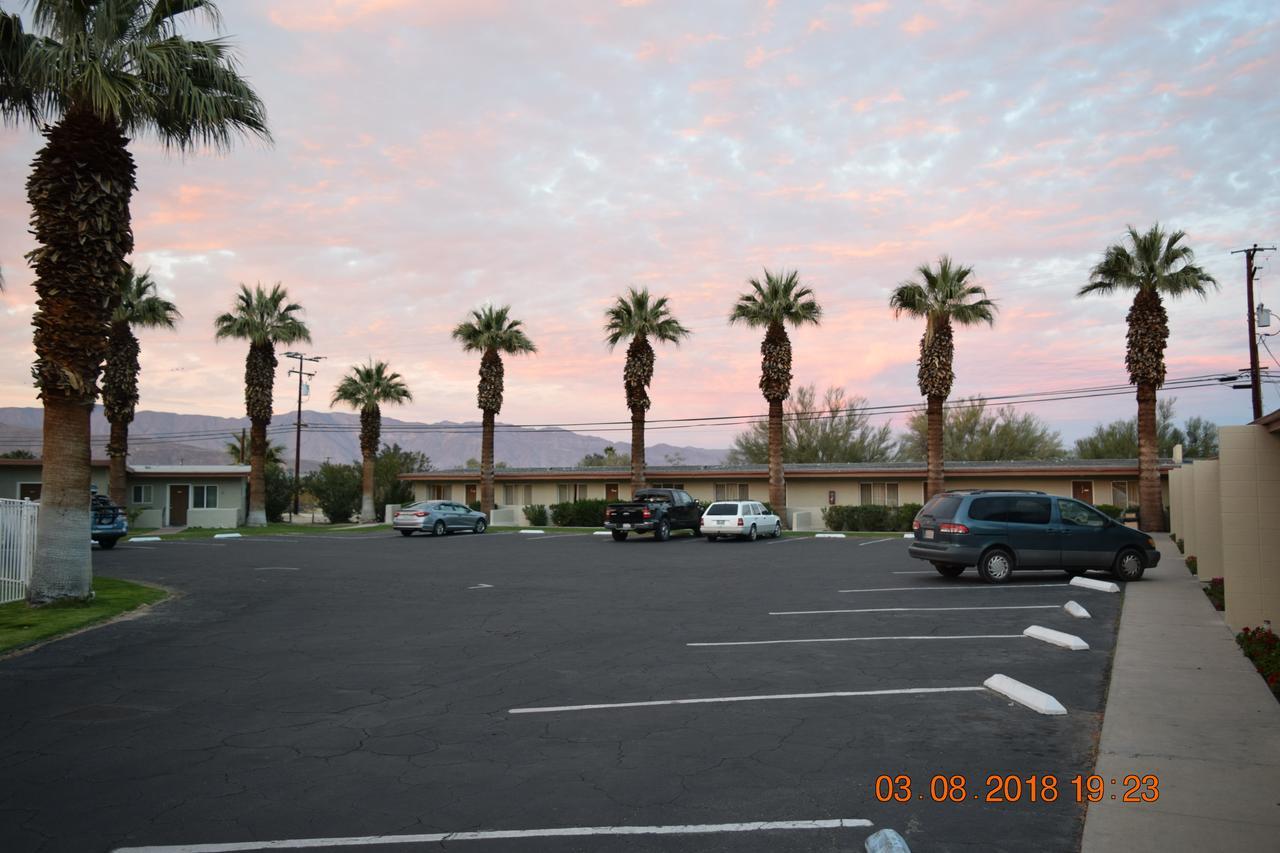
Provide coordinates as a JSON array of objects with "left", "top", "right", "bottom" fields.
[{"left": 1082, "top": 536, "right": 1280, "bottom": 851}]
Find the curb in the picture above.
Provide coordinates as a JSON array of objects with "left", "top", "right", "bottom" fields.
[
  {"left": 1023, "top": 625, "right": 1090, "bottom": 650},
  {"left": 984, "top": 673, "right": 1068, "bottom": 715},
  {"left": 1070, "top": 577, "right": 1120, "bottom": 593}
]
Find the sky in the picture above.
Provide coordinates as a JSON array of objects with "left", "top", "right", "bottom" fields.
[{"left": 2, "top": 0, "right": 1278, "bottom": 450}]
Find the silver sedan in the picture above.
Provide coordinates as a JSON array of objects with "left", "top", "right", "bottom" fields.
[{"left": 393, "top": 501, "right": 488, "bottom": 536}]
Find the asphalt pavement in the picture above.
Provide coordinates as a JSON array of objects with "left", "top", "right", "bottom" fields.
[{"left": 1, "top": 530, "right": 1128, "bottom": 852}]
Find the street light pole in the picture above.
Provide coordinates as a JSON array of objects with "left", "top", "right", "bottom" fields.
[{"left": 284, "top": 351, "right": 324, "bottom": 517}]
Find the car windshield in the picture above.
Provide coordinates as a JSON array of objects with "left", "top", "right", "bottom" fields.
[{"left": 706, "top": 504, "right": 739, "bottom": 516}]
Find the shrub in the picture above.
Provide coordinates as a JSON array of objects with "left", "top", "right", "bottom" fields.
[
  {"left": 823, "top": 504, "right": 919, "bottom": 532},
  {"left": 1204, "top": 577, "right": 1224, "bottom": 611},
  {"left": 1236, "top": 625, "right": 1280, "bottom": 701},
  {"left": 264, "top": 463, "right": 294, "bottom": 523},
  {"left": 1176, "top": 538, "right": 1185, "bottom": 553},
  {"left": 1186, "top": 555, "right": 1198, "bottom": 575},
  {"left": 523, "top": 504, "right": 548, "bottom": 526},
  {"left": 549, "top": 498, "right": 610, "bottom": 527},
  {"left": 301, "top": 462, "right": 361, "bottom": 524},
  {"left": 1094, "top": 504, "right": 1124, "bottom": 519}
]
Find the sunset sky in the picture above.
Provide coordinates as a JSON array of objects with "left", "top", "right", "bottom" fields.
[{"left": 2, "top": 0, "right": 1277, "bottom": 450}]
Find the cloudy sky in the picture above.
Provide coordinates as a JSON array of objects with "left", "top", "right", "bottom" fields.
[{"left": 2, "top": 0, "right": 1277, "bottom": 449}]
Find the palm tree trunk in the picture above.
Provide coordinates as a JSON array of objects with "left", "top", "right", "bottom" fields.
[
  {"left": 481, "top": 410, "right": 495, "bottom": 518},
  {"left": 246, "top": 419, "right": 268, "bottom": 527},
  {"left": 107, "top": 420, "right": 129, "bottom": 507},
  {"left": 925, "top": 394, "right": 945, "bottom": 500},
  {"left": 630, "top": 410, "right": 646, "bottom": 496},
  {"left": 360, "top": 450, "right": 376, "bottom": 523},
  {"left": 1136, "top": 383, "right": 1165, "bottom": 531},
  {"left": 27, "top": 397, "right": 94, "bottom": 603},
  {"left": 768, "top": 399, "right": 787, "bottom": 527}
]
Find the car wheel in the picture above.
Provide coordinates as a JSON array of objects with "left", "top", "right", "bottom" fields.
[
  {"left": 399, "top": 530, "right": 414, "bottom": 537},
  {"left": 771, "top": 522, "right": 782, "bottom": 538},
  {"left": 1112, "top": 548, "right": 1145, "bottom": 582},
  {"left": 611, "top": 530, "right": 628, "bottom": 542},
  {"left": 655, "top": 520, "right": 671, "bottom": 542},
  {"left": 747, "top": 524, "right": 758, "bottom": 542},
  {"left": 97, "top": 538, "right": 117, "bottom": 550},
  {"left": 933, "top": 563, "right": 965, "bottom": 578},
  {"left": 978, "top": 548, "right": 1014, "bottom": 584},
  {"left": 473, "top": 518, "right": 487, "bottom": 534},
  {"left": 433, "top": 520, "right": 447, "bottom": 536}
]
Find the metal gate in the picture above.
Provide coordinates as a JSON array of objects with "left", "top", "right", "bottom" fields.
[{"left": 0, "top": 498, "right": 39, "bottom": 604}]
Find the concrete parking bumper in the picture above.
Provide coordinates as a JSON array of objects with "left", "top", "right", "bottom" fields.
[{"left": 1082, "top": 537, "right": 1280, "bottom": 851}]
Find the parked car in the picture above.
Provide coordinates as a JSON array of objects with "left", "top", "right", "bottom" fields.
[
  {"left": 393, "top": 501, "right": 488, "bottom": 536},
  {"left": 90, "top": 488, "right": 127, "bottom": 550},
  {"left": 603, "top": 488, "right": 702, "bottom": 541},
  {"left": 702, "top": 500, "right": 781, "bottom": 541},
  {"left": 907, "top": 489, "right": 1160, "bottom": 583}
]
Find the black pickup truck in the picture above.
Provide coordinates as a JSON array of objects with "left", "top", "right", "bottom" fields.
[{"left": 603, "top": 488, "right": 702, "bottom": 541}]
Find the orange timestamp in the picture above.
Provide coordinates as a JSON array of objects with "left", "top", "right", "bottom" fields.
[{"left": 873, "top": 774, "right": 1160, "bottom": 804}]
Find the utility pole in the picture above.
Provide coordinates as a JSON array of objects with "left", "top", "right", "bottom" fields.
[
  {"left": 1232, "top": 244, "right": 1276, "bottom": 420},
  {"left": 284, "top": 351, "right": 324, "bottom": 516}
]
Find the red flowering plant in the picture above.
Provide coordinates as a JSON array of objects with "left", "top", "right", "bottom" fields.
[
  {"left": 1236, "top": 625, "right": 1280, "bottom": 700},
  {"left": 1204, "top": 577, "right": 1224, "bottom": 611}
]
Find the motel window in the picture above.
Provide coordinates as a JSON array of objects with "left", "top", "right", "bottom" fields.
[
  {"left": 1111, "top": 481, "right": 1132, "bottom": 508},
  {"left": 715, "top": 483, "right": 750, "bottom": 501},
  {"left": 651, "top": 482, "right": 685, "bottom": 490},
  {"left": 18, "top": 483, "right": 42, "bottom": 501},
  {"left": 131, "top": 485, "right": 154, "bottom": 505},
  {"left": 504, "top": 484, "right": 535, "bottom": 505},
  {"left": 557, "top": 482, "right": 590, "bottom": 502},
  {"left": 192, "top": 485, "right": 218, "bottom": 509},
  {"left": 428, "top": 484, "right": 452, "bottom": 500},
  {"left": 859, "top": 482, "right": 900, "bottom": 507}
]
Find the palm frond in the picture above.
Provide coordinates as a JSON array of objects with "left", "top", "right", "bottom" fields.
[
  {"left": 453, "top": 304, "right": 537, "bottom": 355},
  {"left": 603, "top": 286, "right": 691, "bottom": 349}
]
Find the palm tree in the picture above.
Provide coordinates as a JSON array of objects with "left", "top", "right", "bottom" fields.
[
  {"left": 1, "top": 2, "right": 267, "bottom": 603},
  {"left": 604, "top": 287, "right": 691, "bottom": 495},
  {"left": 1078, "top": 224, "right": 1216, "bottom": 531},
  {"left": 729, "top": 270, "right": 821, "bottom": 526},
  {"left": 890, "top": 256, "right": 998, "bottom": 501},
  {"left": 331, "top": 361, "right": 412, "bottom": 522},
  {"left": 451, "top": 305, "right": 536, "bottom": 519},
  {"left": 214, "top": 284, "right": 310, "bottom": 527},
  {"left": 103, "top": 266, "right": 180, "bottom": 506},
  {"left": 225, "top": 432, "right": 285, "bottom": 468}
]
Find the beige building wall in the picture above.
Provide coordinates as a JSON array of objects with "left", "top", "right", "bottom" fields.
[
  {"left": 1219, "top": 425, "right": 1280, "bottom": 631},
  {"left": 1182, "top": 462, "right": 1200, "bottom": 559},
  {"left": 0, "top": 465, "right": 109, "bottom": 500},
  {"left": 129, "top": 477, "right": 246, "bottom": 529},
  {"left": 1192, "top": 461, "right": 1222, "bottom": 579},
  {"left": 1169, "top": 467, "right": 1183, "bottom": 539}
]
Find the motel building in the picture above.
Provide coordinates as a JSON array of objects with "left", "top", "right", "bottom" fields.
[
  {"left": 0, "top": 459, "right": 251, "bottom": 529},
  {"left": 399, "top": 459, "right": 1173, "bottom": 530}
]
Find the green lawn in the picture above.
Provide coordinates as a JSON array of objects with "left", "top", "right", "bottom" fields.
[
  {"left": 0, "top": 577, "right": 167, "bottom": 655},
  {"left": 488, "top": 526, "right": 905, "bottom": 538},
  {"left": 130, "top": 523, "right": 391, "bottom": 541}
]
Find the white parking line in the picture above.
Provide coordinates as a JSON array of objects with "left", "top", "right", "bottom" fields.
[
  {"left": 839, "top": 584, "right": 1070, "bottom": 593},
  {"left": 688, "top": 634, "right": 1022, "bottom": 647},
  {"left": 892, "top": 570, "right": 935, "bottom": 574},
  {"left": 510, "top": 685, "right": 985, "bottom": 714},
  {"left": 769, "top": 605, "right": 1063, "bottom": 616},
  {"left": 110, "top": 819, "right": 875, "bottom": 852},
  {"left": 858, "top": 538, "right": 894, "bottom": 546}
]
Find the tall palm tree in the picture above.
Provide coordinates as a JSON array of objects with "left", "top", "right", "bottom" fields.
[
  {"left": 1, "top": 2, "right": 267, "bottom": 603},
  {"left": 103, "top": 266, "right": 180, "bottom": 506},
  {"left": 214, "top": 284, "right": 310, "bottom": 527},
  {"left": 1078, "top": 224, "right": 1216, "bottom": 531},
  {"left": 332, "top": 361, "right": 412, "bottom": 523},
  {"left": 890, "top": 256, "right": 998, "bottom": 501},
  {"left": 729, "top": 270, "right": 821, "bottom": 526},
  {"left": 604, "top": 287, "right": 691, "bottom": 495},
  {"left": 451, "top": 305, "right": 536, "bottom": 519},
  {"left": 225, "top": 433, "right": 284, "bottom": 468}
]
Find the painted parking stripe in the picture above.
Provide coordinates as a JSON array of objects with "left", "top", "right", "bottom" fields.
[
  {"left": 858, "top": 538, "right": 894, "bottom": 546},
  {"left": 892, "top": 570, "right": 936, "bottom": 574},
  {"left": 839, "top": 583, "right": 1070, "bottom": 593},
  {"left": 688, "top": 634, "right": 1022, "bottom": 647},
  {"left": 110, "top": 818, "right": 875, "bottom": 852},
  {"left": 769, "top": 605, "right": 1063, "bottom": 616},
  {"left": 510, "top": 685, "right": 985, "bottom": 714}
]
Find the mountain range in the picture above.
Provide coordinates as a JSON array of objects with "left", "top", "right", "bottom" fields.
[{"left": 0, "top": 407, "right": 727, "bottom": 471}]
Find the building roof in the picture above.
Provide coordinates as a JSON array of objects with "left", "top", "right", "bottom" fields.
[
  {"left": 399, "top": 459, "right": 1174, "bottom": 481},
  {"left": 0, "top": 459, "right": 249, "bottom": 477},
  {"left": 1255, "top": 408, "right": 1280, "bottom": 434}
]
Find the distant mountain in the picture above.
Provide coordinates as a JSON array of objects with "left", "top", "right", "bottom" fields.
[{"left": 0, "top": 407, "right": 727, "bottom": 470}]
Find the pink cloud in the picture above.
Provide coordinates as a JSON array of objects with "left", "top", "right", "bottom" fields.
[
  {"left": 1106, "top": 145, "right": 1178, "bottom": 168},
  {"left": 937, "top": 89, "right": 969, "bottom": 104},
  {"left": 901, "top": 14, "right": 938, "bottom": 35},
  {"left": 851, "top": 2, "right": 888, "bottom": 26}
]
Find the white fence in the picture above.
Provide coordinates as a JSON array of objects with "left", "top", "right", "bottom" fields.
[{"left": 0, "top": 498, "right": 38, "bottom": 604}]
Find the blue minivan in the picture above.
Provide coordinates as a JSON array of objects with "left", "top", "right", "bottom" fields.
[{"left": 907, "top": 490, "right": 1160, "bottom": 583}]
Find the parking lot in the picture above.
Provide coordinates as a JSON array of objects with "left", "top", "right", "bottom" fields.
[{"left": 0, "top": 530, "right": 1124, "bottom": 852}]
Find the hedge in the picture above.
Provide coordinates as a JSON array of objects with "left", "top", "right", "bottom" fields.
[
  {"left": 523, "top": 504, "right": 549, "bottom": 526},
  {"left": 550, "top": 499, "right": 610, "bottom": 527},
  {"left": 822, "top": 503, "right": 923, "bottom": 532}
]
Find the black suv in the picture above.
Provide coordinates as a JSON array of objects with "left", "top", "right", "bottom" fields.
[{"left": 908, "top": 490, "right": 1160, "bottom": 583}]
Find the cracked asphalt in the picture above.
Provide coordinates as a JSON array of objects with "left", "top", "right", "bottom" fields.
[{"left": 0, "top": 531, "right": 1123, "bottom": 852}]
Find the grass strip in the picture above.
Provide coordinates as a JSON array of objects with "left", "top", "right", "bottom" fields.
[{"left": 0, "top": 577, "right": 167, "bottom": 655}]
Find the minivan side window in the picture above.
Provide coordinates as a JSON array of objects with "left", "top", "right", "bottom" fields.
[
  {"left": 968, "top": 497, "right": 1009, "bottom": 522},
  {"left": 1007, "top": 497, "right": 1052, "bottom": 525},
  {"left": 1060, "top": 499, "right": 1107, "bottom": 527}
]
